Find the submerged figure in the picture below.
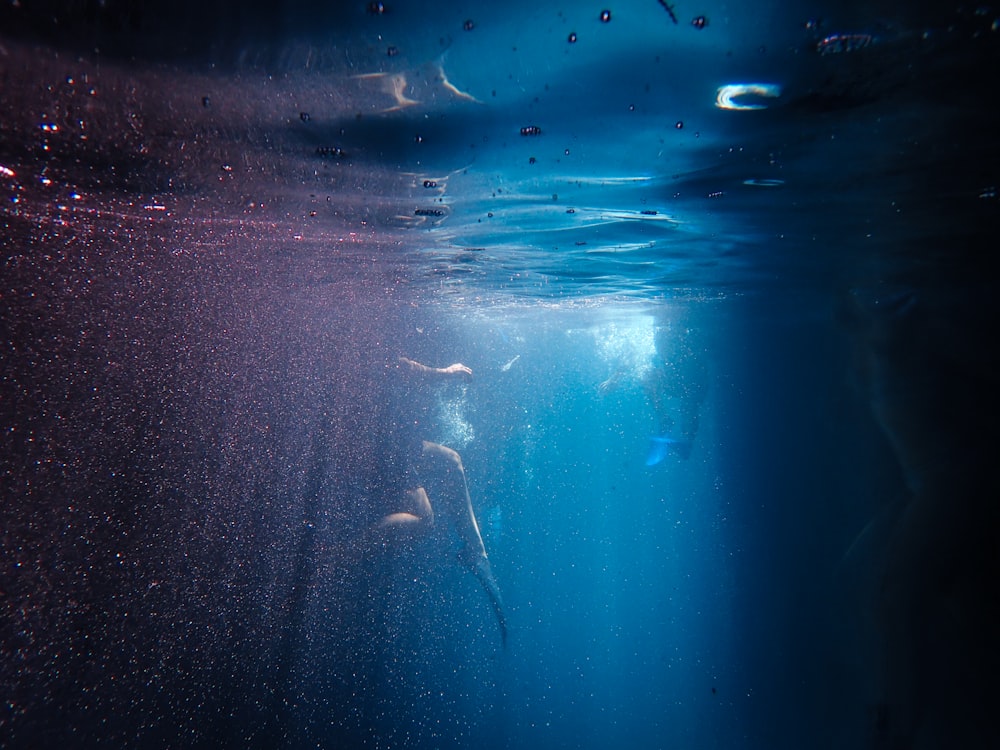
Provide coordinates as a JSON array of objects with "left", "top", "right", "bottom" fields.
[
  {"left": 373, "top": 356, "right": 507, "bottom": 645},
  {"left": 842, "top": 284, "right": 997, "bottom": 748},
  {"left": 643, "top": 324, "right": 709, "bottom": 461},
  {"left": 600, "top": 317, "right": 709, "bottom": 463}
]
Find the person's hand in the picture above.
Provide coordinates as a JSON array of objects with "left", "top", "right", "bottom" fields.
[
  {"left": 441, "top": 363, "right": 473, "bottom": 377},
  {"left": 598, "top": 372, "right": 621, "bottom": 395}
]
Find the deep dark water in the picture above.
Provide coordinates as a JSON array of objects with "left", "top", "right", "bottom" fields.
[{"left": 3, "top": 1, "right": 1000, "bottom": 748}]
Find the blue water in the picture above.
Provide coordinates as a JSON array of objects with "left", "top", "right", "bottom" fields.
[{"left": 2, "top": 2, "right": 998, "bottom": 748}]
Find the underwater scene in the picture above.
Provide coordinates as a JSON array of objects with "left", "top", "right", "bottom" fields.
[{"left": 2, "top": 1, "right": 997, "bottom": 748}]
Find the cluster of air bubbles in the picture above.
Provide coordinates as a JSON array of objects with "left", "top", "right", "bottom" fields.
[
  {"left": 414, "top": 208, "right": 445, "bottom": 217},
  {"left": 299, "top": 112, "right": 310, "bottom": 122},
  {"left": 315, "top": 146, "right": 346, "bottom": 158},
  {"left": 816, "top": 33, "right": 873, "bottom": 55},
  {"left": 591, "top": 320, "right": 656, "bottom": 377},
  {"left": 463, "top": 19, "right": 475, "bottom": 31},
  {"left": 570, "top": 7, "right": 708, "bottom": 44},
  {"left": 520, "top": 125, "right": 542, "bottom": 136},
  {"left": 423, "top": 180, "right": 437, "bottom": 188},
  {"left": 435, "top": 393, "right": 474, "bottom": 450},
  {"left": 368, "top": 2, "right": 386, "bottom": 15},
  {"left": 387, "top": 46, "right": 399, "bottom": 57},
  {"left": 743, "top": 178, "right": 785, "bottom": 187}
]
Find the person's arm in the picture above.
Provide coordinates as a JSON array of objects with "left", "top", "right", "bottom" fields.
[
  {"left": 597, "top": 368, "right": 626, "bottom": 395},
  {"left": 398, "top": 356, "right": 472, "bottom": 379}
]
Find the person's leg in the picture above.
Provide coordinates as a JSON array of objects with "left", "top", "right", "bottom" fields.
[
  {"left": 420, "top": 440, "right": 507, "bottom": 644},
  {"left": 379, "top": 487, "right": 434, "bottom": 530},
  {"left": 419, "top": 441, "right": 485, "bottom": 558}
]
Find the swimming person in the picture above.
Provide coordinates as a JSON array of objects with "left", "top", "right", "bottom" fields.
[
  {"left": 599, "top": 316, "right": 709, "bottom": 463},
  {"left": 375, "top": 356, "right": 507, "bottom": 645},
  {"left": 840, "top": 285, "right": 995, "bottom": 747},
  {"left": 643, "top": 323, "right": 709, "bottom": 461}
]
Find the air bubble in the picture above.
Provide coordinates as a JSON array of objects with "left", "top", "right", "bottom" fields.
[{"left": 816, "top": 33, "right": 873, "bottom": 55}]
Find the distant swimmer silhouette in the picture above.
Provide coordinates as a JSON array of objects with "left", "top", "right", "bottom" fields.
[
  {"left": 374, "top": 356, "right": 507, "bottom": 645},
  {"left": 840, "top": 283, "right": 997, "bottom": 749},
  {"left": 600, "top": 315, "right": 708, "bottom": 464},
  {"left": 647, "top": 320, "right": 708, "bottom": 462}
]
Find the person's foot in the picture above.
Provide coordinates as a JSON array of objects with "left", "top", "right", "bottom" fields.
[{"left": 464, "top": 553, "right": 507, "bottom": 645}]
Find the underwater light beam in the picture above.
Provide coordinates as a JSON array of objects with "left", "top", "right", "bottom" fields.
[{"left": 715, "top": 83, "right": 781, "bottom": 111}]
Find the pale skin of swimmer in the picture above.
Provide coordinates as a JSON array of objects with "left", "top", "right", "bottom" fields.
[{"left": 377, "top": 357, "right": 507, "bottom": 643}]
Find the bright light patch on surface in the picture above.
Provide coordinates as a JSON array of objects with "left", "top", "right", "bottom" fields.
[{"left": 715, "top": 83, "right": 781, "bottom": 111}]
